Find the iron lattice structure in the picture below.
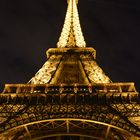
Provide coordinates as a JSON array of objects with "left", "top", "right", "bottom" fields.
[{"left": 0, "top": 0, "right": 140, "bottom": 140}]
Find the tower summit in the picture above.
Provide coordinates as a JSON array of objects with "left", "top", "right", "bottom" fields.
[
  {"left": 0, "top": 0, "right": 140, "bottom": 140},
  {"left": 57, "top": 0, "right": 86, "bottom": 48}
]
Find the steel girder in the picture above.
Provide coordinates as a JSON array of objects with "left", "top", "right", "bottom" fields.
[{"left": 0, "top": 94, "right": 140, "bottom": 139}]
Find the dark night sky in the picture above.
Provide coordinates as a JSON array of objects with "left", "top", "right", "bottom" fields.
[{"left": 0, "top": 0, "right": 140, "bottom": 92}]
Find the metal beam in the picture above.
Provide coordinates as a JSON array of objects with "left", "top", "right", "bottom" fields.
[
  {"left": 105, "top": 126, "right": 111, "bottom": 140},
  {"left": 24, "top": 126, "right": 32, "bottom": 139},
  {"left": 66, "top": 120, "right": 70, "bottom": 133}
]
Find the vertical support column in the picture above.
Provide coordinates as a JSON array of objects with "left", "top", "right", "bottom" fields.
[
  {"left": 105, "top": 126, "right": 111, "bottom": 140},
  {"left": 66, "top": 120, "right": 70, "bottom": 133}
]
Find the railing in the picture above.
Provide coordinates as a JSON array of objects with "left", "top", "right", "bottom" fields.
[
  {"left": 2, "top": 83, "right": 136, "bottom": 94},
  {"left": 0, "top": 83, "right": 138, "bottom": 105}
]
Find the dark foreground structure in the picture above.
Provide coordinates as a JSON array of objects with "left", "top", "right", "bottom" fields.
[{"left": 0, "top": 0, "right": 140, "bottom": 139}]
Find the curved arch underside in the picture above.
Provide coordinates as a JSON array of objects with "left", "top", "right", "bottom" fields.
[
  {"left": 0, "top": 102, "right": 140, "bottom": 139},
  {"left": 0, "top": 91, "right": 140, "bottom": 139},
  {"left": 0, "top": 118, "right": 136, "bottom": 140}
]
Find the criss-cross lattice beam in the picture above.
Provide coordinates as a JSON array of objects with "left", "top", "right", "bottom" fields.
[
  {"left": 0, "top": 119, "right": 133, "bottom": 140},
  {"left": 0, "top": 103, "right": 140, "bottom": 137}
]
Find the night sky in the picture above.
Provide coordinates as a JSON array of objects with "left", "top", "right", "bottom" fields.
[{"left": 0, "top": 0, "right": 140, "bottom": 92}]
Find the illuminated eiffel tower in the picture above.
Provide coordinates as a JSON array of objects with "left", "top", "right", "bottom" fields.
[{"left": 0, "top": 0, "right": 140, "bottom": 139}]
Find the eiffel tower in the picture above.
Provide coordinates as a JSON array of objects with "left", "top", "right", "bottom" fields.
[{"left": 0, "top": 0, "right": 140, "bottom": 139}]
